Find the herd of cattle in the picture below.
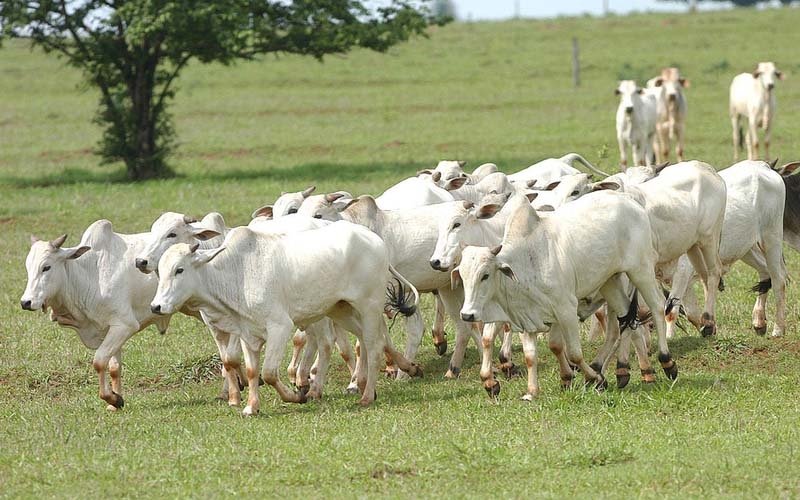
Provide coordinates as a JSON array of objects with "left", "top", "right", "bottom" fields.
[
  {"left": 615, "top": 62, "right": 783, "bottom": 167},
  {"left": 16, "top": 59, "right": 798, "bottom": 414},
  {"left": 19, "top": 149, "right": 800, "bottom": 414}
]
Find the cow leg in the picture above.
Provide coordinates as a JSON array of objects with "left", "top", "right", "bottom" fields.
[
  {"left": 742, "top": 248, "right": 787, "bottom": 337},
  {"left": 333, "top": 323, "right": 356, "bottom": 380},
  {"left": 287, "top": 329, "right": 307, "bottom": 386},
  {"left": 686, "top": 244, "right": 722, "bottom": 337},
  {"left": 587, "top": 306, "right": 607, "bottom": 341},
  {"left": 92, "top": 326, "right": 136, "bottom": 410},
  {"left": 260, "top": 319, "right": 307, "bottom": 407},
  {"left": 479, "top": 322, "right": 503, "bottom": 398},
  {"left": 431, "top": 291, "right": 448, "bottom": 356},
  {"left": 547, "top": 325, "right": 575, "bottom": 389},
  {"left": 109, "top": 349, "right": 122, "bottom": 397},
  {"left": 675, "top": 121, "right": 685, "bottom": 162},
  {"left": 519, "top": 331, "right": 539, "bottom": 401},
  {"left": 618, "top": 136, "right": 629, "bottom": 171},
  {"left": 439, "top": 287, "right": 477, "bottom": 378},
  {"left": 347, "top": 341, "right": 361, "bottom": 394},
  {"left": 295, "top": 328, "right": 318, "bottom": 395},
  {"left": 304, "top": 321, "right": 335, "bottom": 400},
  {"left": 396, "top": 310, "right": 425, "bottom": 379},
  {"left": 731, "top": 114, "right": 741, "bottom": 162},
  {"left": 241, "top": 337, "right": 264, "bottom": 416},
  {"left": 498, "top": 323, "right": 519, "bottom": 379},
  {"left": 664, "top": 255, "right": 694, "bottom": 339},
  {"left": 210, "top": 325, "right": 243, "bottom": 406},
  {"left": 333, "top": 307, "right": 386, "bottom": 406},
  {"left": 557, "top": 310, "right": 604, "bottom": 389},
  {"left": 627, "top": 266, "right": 675, "bottom": 381},
  {"left": 747, "top": 116, "right": 758, "bottom": 160}
]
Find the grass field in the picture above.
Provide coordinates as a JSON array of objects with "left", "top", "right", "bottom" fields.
[{"left": 2, "top": 7, "right": 800, "bottom": 499}]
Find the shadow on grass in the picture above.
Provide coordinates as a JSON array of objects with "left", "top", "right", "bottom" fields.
[{"left": 0, "top": 155, "right": 611, "bottom": 188}]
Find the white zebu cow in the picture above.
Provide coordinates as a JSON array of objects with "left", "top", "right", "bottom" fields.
[
  {"left": 150, "top": 221, "right": 421, "bottom": 415},
  {"left": 528, "top": 173, "right": 594, "bottom": 210},
  {"left": 454, "top": 192, "right": 675, "bottom": 397},
  {"left": 376, "top": 174, "right": 454, "bottom": 210},
  {"left": 507, "top": 153, "right": 609, "bottom": 189},
  {"left": 298, "top": 194, "right": 481, "bottom": 379},
  {"left": 424, "top": 160, "right": 498, "bottom": 188},
  {"left": 20, "top": 221, "right": 170, "bottom": 410},
  {"left": 666, "top": 160, "right": 787, "bottom": 338},
  {"left": 595, "top": 160, "right": 727, "bottom": 338},
  {"left": 730, "top": 61, "right": 785, "bottom": 161},
  {"left": 648, "top": 67, "right": 689, "bottom": 163},
  {"left": 615, "top": 80, "right": 658, "bottom": 169},
  {"left": 444, "top": 172, "right": 519, "bottom": 205}
]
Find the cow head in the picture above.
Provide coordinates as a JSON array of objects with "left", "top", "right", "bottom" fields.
[
  {"left": 136, "top": 212, "right": 221, "bottom": 274},
  {"left": 455, "top": 245, "right": 515, "bottom": 323},
  {"left": 615, "top": 80, "right": 643, "bottom": 114},
  {"left": 150, "top": 242, "right": 225, "bottom": 315},
  {"left": 430, "top": 200, "right": 475, "bottom": 272},
  {"left": 20, "top": 234, "right": 90, "bottom": 311},
  {"left": 252, "top": 185, "right": 317, "bottom": 220},
  {"left": 296, "top": 192, "right": 353, "bottom": 221},
  {"left": 753, "top": 62, "right": 784, "bottom": 91},
  {"left": 433, "top": 160, "right": 468, "bottom": 187}
]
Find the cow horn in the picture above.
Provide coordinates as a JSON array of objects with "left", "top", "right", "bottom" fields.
[
  {"left": 490, "top": 245, "right": 502, "bottom": 256},
  {"left": 302, "top": 186, "right": 316, "bottom": 198},
  {"left": 50, "top": 234, "right": 68, "bottom": 249},
  {"left": 769, "top": 158, "right": 779, "bottom": 170},
  {"left": 30, "top": 235, "right": 40, "bottom": 245},
  {"left": 325, "top": 193, "right": 345, "bottom": 203},
  {"left": 189, "top": 243, "right": 200, "bottom": 253},
  {"left": 462, "top": 200, "right": 474, "bottom": 209},
  {"left": 457, "top": 160, "right": 467, "bottom": 168}
]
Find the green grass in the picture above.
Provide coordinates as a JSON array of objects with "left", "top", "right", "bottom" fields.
[{"left": 3, "top": 8, "right": 800, "bottom": 499}]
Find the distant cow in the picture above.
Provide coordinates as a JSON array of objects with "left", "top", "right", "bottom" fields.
[
  {"left": 20, "top": 221, "right": 170, "bottom": 410},
  {"left": 730, "top": 62, "right": 785, "bottom": 161},
  {"left": 615, "top": 80, "right": 657, "bottom": 169},
  {"left": 648, "top": 67, "right": 689, "bottom": 163}
]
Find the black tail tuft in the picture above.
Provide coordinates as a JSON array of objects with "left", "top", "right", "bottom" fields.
[
  {"left": 385, "top": 278, "right": 417, "bottom": 318},
  {"left": 750, "top": 278, "right": 772, "bottom": 294},
  {"left": 617, "top": 290, "right": 639, "bottom": 333},
  {"left": 718, "top": 277, "right": 725, "bottom": 292}
]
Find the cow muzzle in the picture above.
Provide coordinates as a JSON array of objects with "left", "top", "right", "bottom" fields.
[
  {"left": 461, "top": 312, "right": 476, "bottom": 322},
  {"left": 430, "top": 258, "right": 447, "bottom": 271},
  {"left": 151, "top": 303, "right": 164, "bottom": 315},
  {"left": 135, "top": 258, "right": 151, "bottom": 273},
  {"left": 624, "top": 106, "right": 634, "bottom": 114},
  {"left": 20, "top": 299, "right": 33, "bottom": 311}
]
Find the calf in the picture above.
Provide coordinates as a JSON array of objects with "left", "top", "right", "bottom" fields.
[
  {"left": 615, "top": 80, "right": 657, "bottom": 169},
  {"left": 730, "top": 62, "right": 785, "bottom": 161},
  {"left": 648, "top": 67, "right": 689, "bottom": 163},
  {"left": 20, "top": 221, "right": 170, "bottom": 410}
]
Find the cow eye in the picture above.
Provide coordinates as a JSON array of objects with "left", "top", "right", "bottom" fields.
[
  {"left": 313, "top": 214, "right": 322, "bottom": 219},
  {"left": 42, "top": 265, "right": 51, "bottom": 273},
  {"left": 167, "top": 232, "right": 177, "bottom": 238},
  {"left": 288, "top": 207, "right": 298, "bottom": 215},
  {"left": 481, "top": 273, "right": 489, "bottom": 281},
  {"left": 175, "top": 268, "right": 184, "bottom": 275},
  {"left": 452, "top": 222, "right": 461, "bottom": 229},
  {"left": 571, "top": 190, "right": 580, "bottom": 196}
]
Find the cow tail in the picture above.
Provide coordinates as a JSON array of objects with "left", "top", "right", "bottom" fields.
[
  {"left": 617, "top": 289, "right": 640, "bottom": 333},
  {"left": 386, "top": 264, "right": 420, "bottom": 317},
  {"left": 559, "top": 152, "right": 610, "bottom": 178}
]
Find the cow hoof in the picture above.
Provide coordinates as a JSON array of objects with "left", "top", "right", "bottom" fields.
[
  {"left": 105, "top": 404, "right": 120, "bottom": 411},
  {"left": 297, "top": 391, "right": 308, "bottom": 404},
  {"left": 216, "top": 390, "right": 229, "bottom": 401},
  {"left": 345, "top": 383, "right": 360, "bottom": 395},
  {"left": 595, "top": 375, "right": 608, "bottom": 392},
  {"left": 663, "top": 362, "right": 678, "bottom": 381},
  {"left": 616, "top": 372, "right": 630, "bottom": 390},
  {"left": 407, "top": 364, "right": 424, "bottom": 378},
  {"left": 521, "top": 393, "right": 535, "bottom": 402},
  {"left": 298, "top": 385, "right": 310, "bottom": 397},
  {"left": 484, "top": 379, "right": 501, "bottom": 398},
  {"left": 701, "top": 322, "right": 716, "bottom": 337},
  {"left": 444, "top": 365, "right": 461, "bottom": 379},
  {"left": 109, "top": 392, "right": 124, "bottom": 409},
  {"left": 434, "top": 340, "right": 447, "bottom": 356},
  {"left": 501, "top": 362, "right": 520, "bottom": 380},
  {"left": 754, "top": 325, "right": 767, "bottom": 336},
  {"left": 242, "top": 406, "right": 257, "bottom": 416}
]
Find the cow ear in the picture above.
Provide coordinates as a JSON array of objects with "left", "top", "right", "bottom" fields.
[
  {"left": 30, "top": 235, "right": 40, "bottom": 245},
  {"left": 498, "top": 263, "right": 518, "bottom": 282},
  {"left": 545, "top": 180, "right": 561, "bottom": 191},
  {"left": 777, "top": 71, "right": 785, "bottom": 80},
  {"left": 592, "top": 181, "right": 621, "bottom": 192},
  {"left": 251, "top": 205, "right": 273, "bottom": 219},
  {"left": 450, "top": 268, "right": 462, "bottom": 290},
  {"left": 432, "top": 171, "right": 442, "bottom": 183},
  {"left": 525, "top": 191, "right": 539, "bottom": 203},
  {"left": 192, "top": 228, "right": 220, "bottom": 241},
  {"left": 416, "top": 169, "right": 433, "bottom": 177},
  {"left": 614, "top": 88, "right": 621, "bottom": 96},
  {"left": 476, "top": 203, "right": 502, "bottom": 219},
  {"left": 444, "top": 177, "right": 468, "bottom": 191},
  {"left": 65, "top": 245, "right": 90, "bottom": 260},
  {"left": 193, "top": 246, "right": 225, "bottom": 265},
  {"left": 537, "top": 205, "right": 556, "bottom": 212},
  {"left": 457, "top": 160, "right": 467, "bottom": 168},
  {"left": 679, "top": 77, "right": 690, "bottom": 88},
  {"left": 654, "top": 78, "right": 664, "bottom": 87},
  {"left": 636, "top": 87, "right": 645, "bottom": 95},
  {"left": 778, "top": 161, "right": 800, "bottom": 176},
  {"left": 752, "top": 70, "right": 762, "bottom": 79}
]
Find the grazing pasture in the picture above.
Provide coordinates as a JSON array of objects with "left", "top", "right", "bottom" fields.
[{"left": 3, "top": 8, "right": 800, "bottom": 498}]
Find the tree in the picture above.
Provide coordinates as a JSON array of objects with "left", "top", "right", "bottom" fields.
[{"left": 0, "top": 1, "right": 442, "bottom": 181}]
